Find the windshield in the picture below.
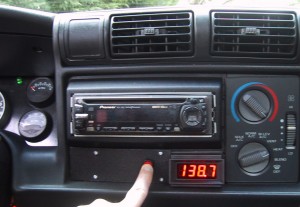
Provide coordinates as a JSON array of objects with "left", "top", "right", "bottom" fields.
[{"left": 0, "top": 0, "right": 299, "bottom": 13}]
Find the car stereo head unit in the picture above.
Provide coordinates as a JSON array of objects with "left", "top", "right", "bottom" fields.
[{"left": 70, "top": 93, "right": 216, "bottom": 137}]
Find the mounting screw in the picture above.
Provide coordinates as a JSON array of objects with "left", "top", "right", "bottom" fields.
[
  {"left": 158, "top": 151, "right": 164, "bottom": 156},
  {"left": 93, "top": 175, "right": 98, "bottom": 180},
  {"left": 159, "top": 177, "right": 164, "bottom": 182},
  {"left": 93, "top": 151, "right": 99, "bottom": 156}
]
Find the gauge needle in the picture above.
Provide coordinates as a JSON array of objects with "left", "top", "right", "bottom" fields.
[{"left": 31, "top": 86, "right": 36, "bottom": 91}]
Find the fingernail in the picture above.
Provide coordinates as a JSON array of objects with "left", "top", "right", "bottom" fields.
[
  {"left": 144, "top": 160, "right": 153, "bottom": 166},
  {"left": 143, "top": 160, "right": 154, "bottom": 171},
  {"left": 143, "top": 164, "right": 153, "bottom": 172}
]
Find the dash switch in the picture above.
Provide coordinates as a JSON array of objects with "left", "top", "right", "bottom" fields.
[{"left": 286, "top": 113, "right": 297, "bottom": 149}]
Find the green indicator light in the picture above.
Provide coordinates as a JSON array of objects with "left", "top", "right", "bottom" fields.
[{"left": 16, "top": 77, "right": 23, "bottom": 85}]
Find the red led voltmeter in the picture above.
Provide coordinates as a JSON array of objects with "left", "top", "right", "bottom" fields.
[
  {"left": 177, "top": 163, "right": 217, "bottom": 179},
  {"left": 169, "top": 155, "right": 224, "bottom": 187}
]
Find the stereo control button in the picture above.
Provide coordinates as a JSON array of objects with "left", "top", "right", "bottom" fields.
[
  {"left": 156, "top": 126, "right": 163, "bottom": 131},
  {"left": 75, "top": 120, "right": 85, "bottom": 129},
  {"left": 96, "top": 126, "right": 101, "bottom": 131},
  {"left": 74, "top": 104, "right": 84, "bottom": 113},
  {"left": 121, "top": 127, "right": 136, "bottom": 131},
  {"left": 75, "top": 113, "right": 89, "bottom": 119},
  {"left": 86, "top": 127, "right": 95, "bottom": 132},
  {"left": 156, "top": 124, "right": 164, "bottom": 129},
  {"left": 191, "top": 99, "right": 198, "bottom": 104},
  {"left": 139, "top": 127, "right": 154, "bottom": 131},
  {"left": 183, "top": 107, "right": 201, "bottom": 126},
  {"left": 174, "top": 127, "right": 180, "bottom": 132},
  {"left": 165, "top": 126, "right": 173, "bottom": 131},
  {"left": 88, "top": 120, "right": 94, "bottom": 124},
  {"left": 180, "top": 106, "right": 202, "bottom": 127},
  {"left": 187, "top": 121, "right": 198, "bottom": 126},
  {"left": 103, "top": 127, "right": 118, "bottom": 131}
]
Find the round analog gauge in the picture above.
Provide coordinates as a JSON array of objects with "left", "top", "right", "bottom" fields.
[
  {"left": 0, "top": 92, "right": 10, "bottom": 128},
  {"left": 0, "top": 92, "right": 6, "bottom": 120},
  {"left": 27, "top": 78, "right": 54, "bottom": 105},
  {"left": 19, "top": 110, "right": 48, "bottom": 139}
]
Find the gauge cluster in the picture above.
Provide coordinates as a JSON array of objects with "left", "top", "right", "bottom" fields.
[
  {"left": 0, "top": 77, "right": 56, "bottom": 146},
  {"left": 0, "top": 92, "right": 10, "bottom": 128}
]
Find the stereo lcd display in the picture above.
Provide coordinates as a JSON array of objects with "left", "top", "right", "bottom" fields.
[{"left": 96, "top": 105, "right": 178, "bottom": 123}]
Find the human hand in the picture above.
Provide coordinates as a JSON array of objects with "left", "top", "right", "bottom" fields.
[{"left": 78, "top": 161, "right": 154, "bottom": 207}]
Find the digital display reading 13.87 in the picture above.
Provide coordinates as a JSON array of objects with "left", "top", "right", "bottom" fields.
[{"left": 177, "top": 163, "right": 217, "bottom": 179}]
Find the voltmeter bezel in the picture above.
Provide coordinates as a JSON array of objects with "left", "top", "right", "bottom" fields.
[{"left": 169, "top": 155, "right": 224, "bottom": 187}]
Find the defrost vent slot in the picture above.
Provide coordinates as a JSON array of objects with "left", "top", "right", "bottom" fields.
[
  {"left": 110, "top": 12, "right": 194, "bottom": 58},
  {"left": 211, "top": 11, "right": 297, "bottom": 58}
]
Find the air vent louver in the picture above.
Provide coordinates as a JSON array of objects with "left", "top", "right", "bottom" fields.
[
  {"left": 211, "top": 12, "right": 297, "bottom": 58},
  {"left": 111, "top": 12, "right": 193, "bottom": 58}
]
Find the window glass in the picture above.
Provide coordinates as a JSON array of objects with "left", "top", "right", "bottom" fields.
[{"left": 0, "top": 0, "right": 298, "bottom": 13}]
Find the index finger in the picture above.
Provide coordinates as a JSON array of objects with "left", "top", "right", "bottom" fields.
[{"left": 120, "top": 162, "right": 154, "bottom": 207}]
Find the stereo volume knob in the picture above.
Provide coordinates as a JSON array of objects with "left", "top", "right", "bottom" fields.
[
  {"left": 238, "top": 142, "right": 270, "bottom": 174},
  {"left": 180, "top": 106, "right": 202, "bottom": 127},
  {"left": 238, "top": 90, "right": 271, "bottom": 123}
]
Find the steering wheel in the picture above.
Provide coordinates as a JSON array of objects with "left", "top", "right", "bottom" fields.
[{"left": 0, "top": 138, "right": 11, "bottom": 207}]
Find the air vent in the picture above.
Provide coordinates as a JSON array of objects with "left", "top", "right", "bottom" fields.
[
  {"left": 110, "top": 12, "right": 193, "bottom": 58},
  {"left": 211, "top": 12, "right": 297, "bottom": 58}
]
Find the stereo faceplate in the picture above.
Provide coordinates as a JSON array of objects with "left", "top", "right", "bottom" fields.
[{"left": 70, "top": 93, "right": 216, "bottom": 137}]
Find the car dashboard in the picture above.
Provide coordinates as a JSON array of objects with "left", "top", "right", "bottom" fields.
[{"left": 0, "top": 5, "right": 300, "bottom": 207}]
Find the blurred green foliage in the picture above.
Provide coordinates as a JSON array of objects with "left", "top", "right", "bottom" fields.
[
  {"left": 2, "top": 0, "right": 296, "bottom": 13},
  {"left": 0, "top": 0, "right": 179, "bottom": 12}
]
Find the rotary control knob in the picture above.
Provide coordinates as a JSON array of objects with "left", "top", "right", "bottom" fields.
[
  {"left": 238, "top": 142, "right": 270, "bottom": 174},
  {"left": 238, "top": 90, "right": 271, "bottom": 123},
  {"left": 180, "top": 106, "right": 202, "bottom": 127}
]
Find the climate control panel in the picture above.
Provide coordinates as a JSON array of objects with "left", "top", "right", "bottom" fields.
[{"left": 226, "top": 76, "right": 299, "bottom": 182}]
